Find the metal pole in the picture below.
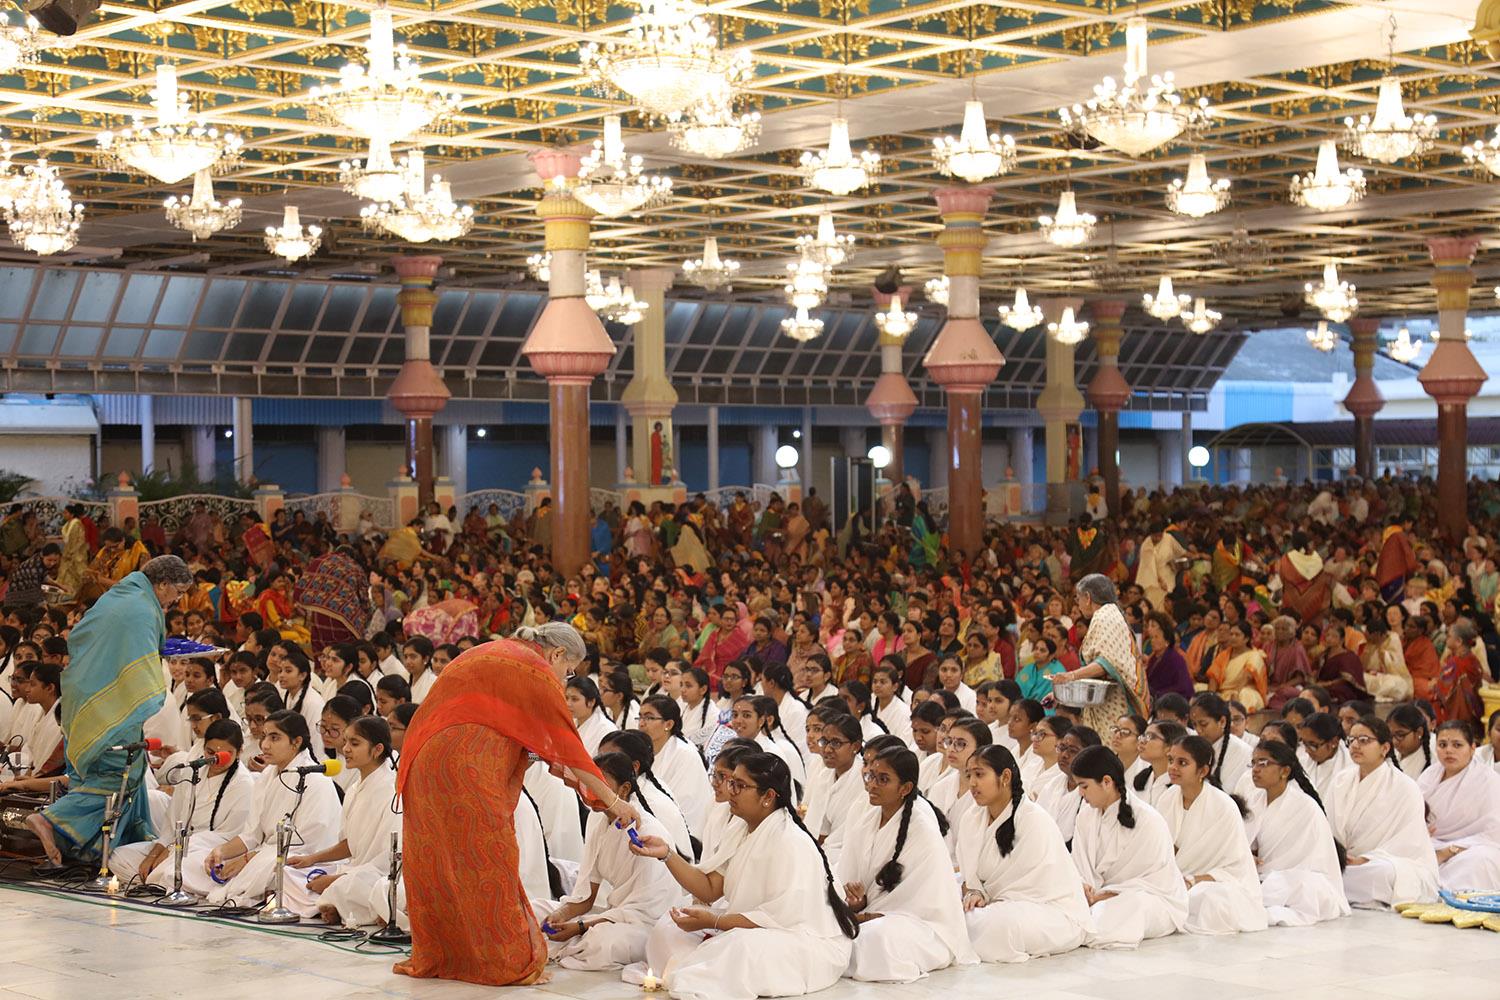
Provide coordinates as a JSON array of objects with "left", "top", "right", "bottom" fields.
[{"left": 257, "top": 818, "right": 300, "bottom": 923}]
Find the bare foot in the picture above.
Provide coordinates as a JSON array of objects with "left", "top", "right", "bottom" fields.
[
  {"left": 317, "top": 905, "right": 340, "bottom": 925},
  {"left": 25, "top": 813, "right": 61, "bottom": 866},
  {"left": 533, "top": 968, "right": 553, "bottom": 985}
]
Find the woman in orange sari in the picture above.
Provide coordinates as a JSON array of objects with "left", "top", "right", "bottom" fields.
[{"left": 394, "top": 622, "right": 639, "bottom": 987}]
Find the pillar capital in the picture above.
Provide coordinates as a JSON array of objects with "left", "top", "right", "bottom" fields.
[
  {"left": 522, "top": 299, "right": 615, "bottom": 384},
  {"left": 393, "top": 254, "right": 442, "bottom": 283},
  {"left": 872, "top": 285, "right": 912, "bottom": 308},
  {"left": 1037, "top": 296, "right": 1084, "bottom": 324},
  {"left": 626, "top": 267, "right": 677, "bottom": 297},
  {"left": 530, "top": 148, "right": 584, "bottom": 185},
  {"left": 1427, "top": 235, "right": 1480, "bottom": 267},
  {"left": 934, "top": 186, "right": 991, "bottom": 280},
  {"left": 866, "top": 370, "right": 918, "bottom": 424},
  {"left": 923, "top": 317, "right": 1003, "bottom": 391},
  {"left": 395, "top": 255, "right": 441, "bottom": 329},
  {"left": 388, "top": 359, "right": 450, "bottom": 418},
  {"left": 1088, "top": 298, "right": 1128, "bottom": 356},
  {"left": 1346, "top": 316, "right": 1381, "bottom": 377}
]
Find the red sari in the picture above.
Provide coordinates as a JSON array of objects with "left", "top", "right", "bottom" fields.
[{"left": 395, "top": 639, "right": 603, "bottom": 986}]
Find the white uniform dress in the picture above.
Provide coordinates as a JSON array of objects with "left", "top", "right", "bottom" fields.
[
  {"left": 806, "top": 764, "right": 868, "bottom": 869},
  {"left": 111, "top": 763, "right": 256, "bottom": 887},
  {"left": 637, "top": 776, "right": 695, "bottom": 862},
  {"left": 678, "top": 699, "right": 717, "bottom": 749},
  {"left": 285, "top": 760, "right": 401, "bottom": 919},
  {"left": 1326, "top": 762, "right": 1439, "bottom": 908},
  {"left": 956, "top": 798, "right": 1090, "bottom": 963},
  {"left": 654, "top": 737, "right": 712, "bottom": 840},
  {"left": 1157, "top": 784, "right": 1267, "bottom": 935},
  {"left": 1072, "top": 797, "right": 1188, "bottom": 949},
  {"left": 1417, "top": 758, "right": 1500, "bottom": 892},
  {"left": 576, "top": 709, "right": 618, "bottom": 757},
  {"left": 277, "top": 685, "right": 327, "bottom": 759},
  {"left": 525, "top": 760, "right": 584, "bottom": 864},
  {"left": 1305, "top": 744, "right": 1354, "bottom": 802},
  {"left": 756, "top": 733, "right": 806, "bottom": 800},
  {"left": 875, "top": 696, "right": 914, "bottom": 749},
  {"left": 1211, "top": 734, "right": 1253, "bottom": 793},
  {"left": 1243, "top": 784, "right": 1349, "bottom": 926}
]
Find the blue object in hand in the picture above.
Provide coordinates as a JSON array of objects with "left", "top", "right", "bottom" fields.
[
  {"left": 626, "top": 827, "right": 644, "bottom": 849},
  {"left": 540, "top": 919, "right": 557, "bottom": 936}
]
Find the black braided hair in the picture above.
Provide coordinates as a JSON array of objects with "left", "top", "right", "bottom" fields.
[
  {"left": 201, "top": 719, "right": 243, "bottom": 831},
  {"left": 1190, "top": 691, "right": 1234, "bottom": 788},
  {"left": 843, "top": 680, "right": 889, "bottom": 734},
  {"left": 644, "top": 693, "right": 692, "bottom": 745},
  {"left": 521, "top": 785, "right": 566, "bottom": 898},
  {"left": 276, "top": 643, "right": 314, "bottom": 716},
  {"left": 971, "top": 744, "right": 1025, "bottom": 857},
  {"left": 594, "top": 750, "right": 653, "bottom": 815},
  {"left": 684, "top": 668, "right": 713, "bottom": 732},
  {"left": 602, "top": 667, "right": 639, "bottom": 728},
  {"left": 599, "top": 730, "right": 679, "bottom": 807},
  {"left": 1072, "top": 745, "right": 1134, "bottom": 828},
  {"left": 765, "top": 663, "right": 812, "bottom": 710},
  {"left": 1254, "top": 737, "right": 1324, "bottom": 812},
  {"left": 1171, "top": 734, "right": 1247, "bottom": 817},
  {"left": 869, "top": 745, "right": 924, "bottom": 892},
  {"left": 1355, "top": 714, "right": 1402, "bottom": 767},
  {"left": 1388, "top": 703, "right": 1432, "bottom": 772},
  {"left": 751, "top": 694, "right": 803, "bottom": 763}
]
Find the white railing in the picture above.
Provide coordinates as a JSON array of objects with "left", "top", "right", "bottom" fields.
[
  {"left": 283, "top": 491, "right": 342, "bottom": 525},
  {"left": 137, "top": 493, "right": 255, "bottom": 535},
  {"left": 590, "top": 487, "right": 623, "bottom": 512},
  {"left": 0, "top": 495, "right": 107, "bottom": 535}
]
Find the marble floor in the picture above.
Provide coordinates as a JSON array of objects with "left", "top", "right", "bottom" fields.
[{"left": 0, "top": 884, "right": 1495, "bottom": 1000}]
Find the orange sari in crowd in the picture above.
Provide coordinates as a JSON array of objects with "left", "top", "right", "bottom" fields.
[{"left": 395, "top": 639, "right": 604, "bottom": 986}]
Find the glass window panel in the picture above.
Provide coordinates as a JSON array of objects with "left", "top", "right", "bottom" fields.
[
  {"left": 694, "top": 304, "right": 728, "bottom": 343},
  {"left": 748, "top": 309, "right": 783, "bottom": 346},
  {"left": 267, "top": 334, "right": 305, "bottom": 362},
  {"left": 60, "top": 326, "right": 103, "bottom": 356},
  {"left": 813, "top": 353, "right": 840, "bottom": 376},
  {"left": 665, "top": 302, "right": 698, "bottom": 344},
  {"left": 359, "top": 288, "right": 397, "bottom": 332},
  {"left": 238, "top": 281, "right": 285, "bottom": 328},
  {"left": 478, "top": 340, "right": 519, "bottom": 367},
  {"left": 183, "top": 330, "right": 225, "bottom": 361},
  {"left": 494, "top": 293, "right": 541, "bottom": 338},
  {"left": 0, "top": 268, "right": 33, "bottom": 318},
  {"left": 17, "top": 323, "right": 59, "bottom": 355},
  {"left": 705, "top": 349, "right": 736, "bottom": 372},
  {"left": 305, "top": 335, "right": 345, "bottom": 364},
  {"left": 116, "top": 274, "right": 164, "bottom": 323},
  {"left": 198, "top": 280, "right": 245, "bottom": 328},
  {"left": 155, "top": 276, "right": 202, "bottom": 326},
  {"left": 344, "top": 338, "right": 381, "bottom": 365},
  {"left": 612, "top": 344, "right": 634, "bottom": 373},
  {"left": 0, "top": 323, "right": 16, "bottom": 351},
  {"left": 30, "top": 270, "right": 79, "bottom": 321},
  {"left": 431, "top": 292, "right": 464, "bottom": 336},
  {"left": 722, "top": 305, "right": 753, "bottom": 343},
  {"left": 224, "top": 332, "right": 264, "bottom": 362},
  {"left": 378, "top": 340, "right": 405, "bottom": 365},
  {"left": 142, "top": 329, "right": 183, "bottom": 358},
  {"left": 460, "top": 293, "right": 499, "bottom": 335},
  {"left": 732, "top": 349, "right": 762, "bottom": 373},
  {"left": 104, "top": 326, "right": 144, "bottom": 357},
  {"left": 73, "top": 273, "right": 122, "bottom": 323},
  {"left": 279, "top": 285, "right": 324, "bottom": 331},
  {"left": 439, "top": 339, "right": 475, "bottom": 367},
  {"left": 674, "top": 347, "right": 706, "bottom": 370},
  {"left": 788, "top": 351, "right": 817, "bottom": 376},
  {"left": 317, "top": 286, "right": 363, "bottom": 332}
]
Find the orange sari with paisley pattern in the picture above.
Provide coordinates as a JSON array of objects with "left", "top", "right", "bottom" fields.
[{"left": 394, "top": 638, "right": 603, "bottom": 986}]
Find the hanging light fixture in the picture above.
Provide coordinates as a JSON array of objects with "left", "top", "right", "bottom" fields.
[
  {"left": 339, "top": 136, "right": 405, "bottom": 203},
  {"left": 579, "top": 0, "right": 749, "bottom": 118},
  {"left": 795, "top": 210, "right": 854, "bottom": 269},
  {"left": 681, "top": 236, "right": 739, "bottom": 290},
  {"left": 0, "top": 141, "right": 27, "bottom": 210},
  {"left": 1386, "top": 326, "right": 1421, "bottom": 362},
  {"left": 1342, "top": 17, "right": 1437, "bottom": 165},
  {"left": 925, "top": 275, "right": 949, "bottom": 307},
  {"left": 585, "top": 271, "right": 648, "bottom": 325},
  {"left": 1143, "top": 275, "right": 1191, "bottom": 320},
  {"left": 1038, "top": 189, "right": 1096, "bottom": 248},
  {"left": 997, "top": 287, "right": 1044, "bottom": 330},
  {"left": 163, "top": 168, "right": 242, "bottom": 241},
  {"left": 575, "top": 114, "right": 672, "bottom": 218},
  {"left": 3, "top": 158, "right": 82, "bottom": 256},
  {"left": 801, "top": 115, "right": 880, "bottom": 196},
  {"left": 667, "top": 94, "right": 761, "bottom": 159},
  {"left": 1462, "top": 130, "right": 1500, "bottom": 176},
  {"left": 1180, "top": 297, "right": 1221, "bottom": 334},
  {"left": 1046, "top": 306, "right": 1090, "bottom": 346},
  {"left": 306, "top": 4, "right": 461, "bottom": 142},
  {"left": 1306, "top": 320, "right": 1338, "bottom": 352},
  {"left": 873, "top": 296, "right": 916, "bottom": 340},
  {"left": 0, "top": 10, "right": 45, "bottom": 73},
  {"left": 1164, "top": 152, "right": 1230, "bottom": 217},
  {"left": 1305, "top": 262, "right": 1358, "bottom": 322},
  {"left": 527, "top": 251, "right": 551, "bottom": 282},
  {"left": 784, "top": 256, "right": 829, "bottom": 311},
  {"left": 933, "top": 96, "right": 1016, "bottom": 183},
  {"left": 97, "top": 63, "right": 243, "bottom": 184},
  {"left": 1290, "top": 140, "right": 1366, "bottom": 212},
  {"left": 264, "top": 204, "right": 321, "bottom": 262},
  {"left": 780, "top": 307, "right": 824, "bottom": 342},
  {"left": 1058, "top": 16, "right": 1210, "bottom": 157},
  {"left": 1212, "top": 223, "right": 1270, "bottom": 270},
  {"left": 360, "top": 149, "right": 474, "bottom": 243}
]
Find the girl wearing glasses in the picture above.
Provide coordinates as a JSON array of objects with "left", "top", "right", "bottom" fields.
[
  {"left": 639, "top": 695, "right": 712, "bottom": 840},
  {"left": 728, "top": 695, "right": 805, "bottom": 799},
  {"left": 1244, "top": 739, "right": 1348, "bottom": 926},
  {"left": 700, "top": 741, "right": 755, "bottom": 863},
  {"left": 805, "top": 714, "right": 865, "bottom": 869},
  {"left": 928, "top": 718, "right": 992, "bottom": 833},
  {"left": 599, "top": 730, "right": 695, "bottom": 862},
  {"left": 1042, "top": 726, "right": 1101, "bottom": 844},
  {"left": 1417, "top": 719, "right": 1500, "bottom": 892},
  {"left": 1111, "top": 715, "right": 1148, "bottom": 788},
  {"left": 1027, "top": 716, "right": 1073, "bottom": 810}
]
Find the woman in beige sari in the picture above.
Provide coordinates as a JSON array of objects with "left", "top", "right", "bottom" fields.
[
  {"left": 1048, "top": 575, "right": 1148, "bottom": 734},
  {"left": 1207, "top": 620, "right": 1268, "bottom": 713},
  {"left": 1359, "top": 619, "right": 1412, "bottom": 703}
]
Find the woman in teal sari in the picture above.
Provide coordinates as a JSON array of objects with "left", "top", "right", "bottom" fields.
[
  {"left": 27, "top": 556, "right": 193, "bottom": 865},
  {"left": 1016, "top": 635, "right": 1067, "bottom": 703}
]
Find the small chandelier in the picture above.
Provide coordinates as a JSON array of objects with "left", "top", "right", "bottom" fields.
[
  {"left": 1038, "top": 190, "right": 1096, "bottom": 248},
  {"left": 0, "top": 141, "right": 27, "bottom": 210},
  {"left": 1305, "top": 262, "right": 1358, "bottom": 322},
  {"left": 360, "top": 150, "right": 474, "bottom": 243},
  {"left": 576, "top": 114, "right": 672, "bottom": 218},
  {"left": 925, "top": 275, "right": 949, "bottom": 306},
  {"left": 933, "top": 98, "right": 1016, "bottom": 183},
  {"left": 579, "top": 0, "right": 749, "bottom": 118},
  {"left": 163, "top": 168, "right": 242, "bottom": 241},
  {"left": 780, "top": 306, "right": 824, "bottom": 342},
  {"left": 1290, "top": 140, "right": 1366, "bottom": 212},
  {"left": 1180, "top": 297, "right": 1221, "bottom": 334},
  {"left": 264, "top": 204, "right": 321, "bottom": 262},
  {"left": 997, "top": 287, "right": 1043, "bottom": 331},
  {"left": 785, "top": 256, "right": 829, "bottom": 311},
  {"left": 873, "top": 296, "right": 916, "bottom": 340},
  {"left": 339, "top": 136, "right": 405, "bottom": 204},
  {"left": 682, "top": 236, "right": 739, "bottom": 290},
  {"left": 586, "top": 271, "right": 647, "bottom": 325},
  {"left": 1058, "top": 17, "right": 1210, "bottom": 157},
  {"left": 1046, "top": 306, "right": 1089, "bottom": 346},
  {"left": 1462, "top": 131, "right": 1500, "bottom": 176},
  {"left": 1343, "top": 77, "right": 1437, "bottom": 164},
  {"left": 527, "top": 251, "right": 551, "bottom": 282},
  {"left": 1212, "top": 224, "right": 1270, "bottom": 270},
  {"left": 801, "top": 116, "right": 880, "bottom": 196},
  {"left": 98, "top": 63, "right": 243, "bottom": 185},
  {"left": 795, "top": 211, "right": 854, "bottom": 269},
  {"left": 3, "top": 158, "right": 82, "bottom": 256},
  {"left": 1386, "top": 326, "right": 1421, "bottom": 363},
  {"left": 1143, "top": 275, "right": 1190, "bottom": 320},
  {"left": 1306, "top": 320, "right": 1338, "bottom": 353},
  {"left": 306, "top": 5, "right": 461, "bottom": 142},
  {"left": 1165, "top": 153, "right": 1230, "bottom": 217},
  {"left": 0, "top": 10, "right": 44, "bottom": 73},
  {"left": 668, "top": 97, "right": 761, "bottom": 159}
]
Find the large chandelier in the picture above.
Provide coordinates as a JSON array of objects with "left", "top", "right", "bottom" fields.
[
  {"left": 873, "top": 296, "right": 916, "bottom": 340},
  {"left": 0, "top": 141, "right": 26, "bottom": 210},
  {"left": 98, "top": 64, "right": 242, "bottom": 185},
  {"left": 933, "top": 98, "right": 1016, "bottom": 184},
  {"left": 586, "top": 271, "right": 648, "bottom": 325},
  {"left": 339, "top": 136, "right": 405, "bottom": 203},
  {"left": 1289, "top": 140, "right": 1366, "bottom": 212},
  {"left": 527, "top": 251, "right": 551, "bottom": 282},
  {"left": 925, "top": 275, "right": 949, "bottom": 306},
  {"left": 785, "top": 256, "right": 829, "bottom": 310},
  {"left": 1038, "top": 190, "right": 1096, "bottom": 248},
  {"left": 361, "top": 150, "right": 474, "bottom": 243},
  {"left": 1343, "top": 76, "right": 1437, "bottom": 164},
  {"left": 668, "top": 97, "right": 761, "bottom": 159},
  {"left": 1143, "top": 275, "right": 1190, "bottom": 320},
  {"left": 1305, "top": 262, "right": 1358, "bottom": 322},
  {"left": 780, "top": 307, "right": 824, "bottom": 342},
  {"left": 1386, "top": 326, "right": 1421, "bottom": 363},
  {"left": 1046, "top": 306, "right": 1089, "bottom": 346},
  {"left": 1165, "top": 153, "right": 1230, "bottom": 217},
  {"left": 0, "top": 10, "right": 44, "bottom": 73},
  {"left": 1058, "top": 17, "right": 1209, "bottom": 157},
  {"left": 1180, "top": 297, "right": 1221, "bottom": 334},
  {"left": 3, "top": 158, "right": 82, "bottom": 256},
  {"left": 306, "top": 5, "right": 461, "bottom": 142},
  {"left": 163, "top": 168, "right": 242, "bottom": 241},
  {"left": 1462, "top": 130, "right": 1500, "bottom": 176},
  {"left": 997, "top": 287, "right": 1043, "bottom": 330},
  {"left": 579, "top": 0, "right": 749, "bottom": 118},
  {"left": 576, "top": 114, "right": 672, "bottom": 218},
  {"left": 802, "top": 116, "right": 880, "bottom": 196},
  {"left": 264, "top": 204, "right": 321, "bottom": 262},
  {"left": 1306, "top": 320, "right": 1338, "bottom": 353},
  {"left": 795, "top": 211, "right": 854, "bottom": 269},
  {"left": 682, "top": 236, "right": 739, "bottom": 290}
]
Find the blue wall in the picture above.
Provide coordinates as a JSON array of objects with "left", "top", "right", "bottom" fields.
[
  {"left": 255, "top": 441, "right": 318, "bottom": 494},
  {"left": 470, "top": 439, "right": 551, "bottom": 492}
]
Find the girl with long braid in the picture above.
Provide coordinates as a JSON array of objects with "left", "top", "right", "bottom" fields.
[
  {"left": 632, "top": 752, "right": 858, "bottom": 1000},
  {"left": 676, "top": 667, "right": 716, "bottom": 748},
  {"left": 727, "top": 694, "right": 805, "bottom": 795},
  {"left": 806, "top": 714, "right": 865, "bottom": 868},
  {"left": 639, "top": 694, "right": 713, "bottom": 839},
  {"left": 1245, "top": 739, "right": 1349, "bottom": 926},
  {"left": 834, "top": 744, "right": 976, "bottom": 982},
  {"left": 839, "top": 680, "right": 889, "bottom": 742},
  {"left": 1387, "top": 702, "right": 1433, "bottom": 780},
  {"left": 272, "top": 641, "right": 327, "bottom": 758},
  {"left": 1188, "top": 692, "right": 1251, "bottom": 792},
  {"left": 600, "top": 730, "right": 695, "bottom": 861},
  {"left": 956, "top": 744, "right": 1090, "bottom": 963}
]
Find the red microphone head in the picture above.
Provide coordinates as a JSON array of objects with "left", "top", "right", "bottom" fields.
[
  {"left": 145, "top": 737, "right": 163, "bottom": 751},
  {"left": 212, "top": 750, "right": 234, "bottom": 767}
]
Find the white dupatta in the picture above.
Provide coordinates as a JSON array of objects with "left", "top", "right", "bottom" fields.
[{"left": 1417, "top": 758, "right": 1500, "bottom": 851}]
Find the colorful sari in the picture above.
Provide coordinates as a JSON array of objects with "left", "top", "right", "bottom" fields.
[
  {"left": 243, "top": 523, "right": 275, "bottom": 571},
  {"left": 1077, "top": 602, "right": 1147, "bottom": 731},
  {"left": 1212, "top": 539, "right": 1243, "bottom": 594},
  {"left": 404, "top": 598, "right": 480, "bottom": 647},
  {"left": 1433, "top": 653, "right": 1484, "bottom": 726},
  {"left": 395, "top": 639, "right": 604, "bottom": 986},
  {"left": 1376, "top": 526, "right": 1418, "bottom": 604},
  {"left": 296, "top": 551, "right": 371, "bottom": 648},
  {"left": 1278, "top": 551, "right": 1331, "bottom": 624}
]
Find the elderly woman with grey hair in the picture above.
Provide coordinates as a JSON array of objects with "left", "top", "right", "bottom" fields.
[{"left": 1050, "top": 574, "right": 1149, "bottom": 733}]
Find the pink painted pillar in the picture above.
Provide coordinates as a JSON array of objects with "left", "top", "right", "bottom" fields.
[
  {"left": 389, "top": 255, "right": 450, "bottom": 511},
  {"left": 1086, "top": 299, "right": 1131, "bottom": 517},
  {"left": 866, "top": 286, "right": 917, "bottom": 484},
  {"left": 1344, "top": 317, "right": 1385, "bottom": 480}
]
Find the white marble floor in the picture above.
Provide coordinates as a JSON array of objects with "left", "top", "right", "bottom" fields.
[{"left": 0, "top": 885, "right": 1496, "bottom": 1000}]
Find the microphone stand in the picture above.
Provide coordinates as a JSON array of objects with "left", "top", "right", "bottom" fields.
[
  {"left": 89, "top": 746, "right": 142, "bottom": 891},
  {"left": 160, "top": 759, "right": 209, "bottom": 907},
  {"left": 258, "top": 771, "right": 308, "bottom": 924},
  {"left": 366, "top": 831, "right": 409, "bottom": 945}
]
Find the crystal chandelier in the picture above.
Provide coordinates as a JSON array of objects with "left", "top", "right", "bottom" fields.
[
  {"left": 1046, "top": 306, "right": 1089, "bottom": 346},
  {"left": 1165, "top": 153, "right": 1230, "bottom": 217},
  {"left": 1143, "top": 275, "right": 1191, "bottom": 320},
  {"left": 933, "top": 98, "right": 1016, "bottom": 183},
  {"left": 997, "top": 287, "right": 1043, "bottom": 331},
  {"left": 801, "top": 116, "right": 880, "bottom": 196},
  {"left": 668, "top": 98, "right": 761, "bottom": 159},
  {"left": 339, "top": 136, "right": 405, "bottom": 203},
  {"left": 1038, "top": 190, "right": 1096, "bottom": 248},
  {"left": 579, "top": 0, "right": 749, "bottom": 118},
  {"left": 98, "top": 64, "right": 242, "bottom": 185},
  {"left": 163, "top": 168, "right": 242, "bottom": 241},
  {"left": 1462, "top": 132, "right": 1500, "bottom": 176},
  {"left": 795, "top": 211, "right": 854, "bottom": 269},
  {"left": 1180, "top": 297, "right": 1221, "bottom": 334},
  {"left": 873, "top": 296, "right": 916, "bottom": 340},
  {"left": 1305, "top": 262, "right": 1358, "bottom": 322},
  {"left": 1386, "top": 326, "right": 1421, "bottom": 363},
  {"left": 3, "top": 158, "right": 82, "bottom": 256},
  {"left": 1306, "top": 320, "right": 1338, "bottom": 353},
  {"left": 682, "top": 236, "right": 739, "bottom": 290},
  {"left": 576, "top": 115, "right": 673, "bottom": 218},
  {"left": 586, "top": 271, "right": 647, "bottom": 325},
  {"left": 1087, "top": 225, "right": 1140, "bottom": 291},
  {"left": 0, "top": 141, "right": 26, "bottom": 210},
  {"left": 785, "top": 256, "right": 829, "bottom": 310},
  {"left": 264, "top": 204, "right": 321, "bottom": 262},
  {"left": 527, "top": 251, "right": 551, "bottom": 282},
  {"left": 780, "top": 307, "right": 824, "bottom": 342},
  {"left": 360, "top": 150, "right": 474, "bottom": 243},
  {"left": 925, "top": 275, "right": 949, "bottom": 307},
  {"left": 1343, "top": 77, "right": 1437, "bottom": 164},
  {"left": 1289, "top": 140, "right": 1366, "bottom": 212},
  {"left": 0, "top": 10, "right": 44, "bottom": 73},
  {"left": 1058, "top": 17, "right": 1209, "bottom": 157},
  {"left": 307, "top": 5, "right": 461, "bottom": 142},
  {"left": 1212, "top": 224, "right": 1270, "bottom": 269}
]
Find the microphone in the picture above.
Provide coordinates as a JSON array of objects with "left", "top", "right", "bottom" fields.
[
  {"left": 108, "top": 738, "right": 162, "bottom": 753},
  {"left": 291, "top": 759, "right": 342, "bottom": 777},
  {"left": 183, "top": 750, "right": 234, "bottom": 770}
]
